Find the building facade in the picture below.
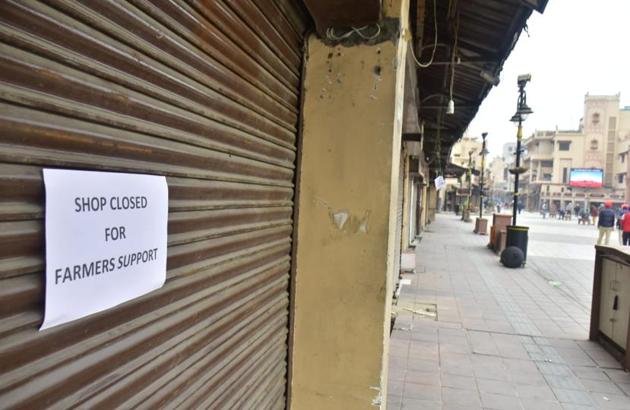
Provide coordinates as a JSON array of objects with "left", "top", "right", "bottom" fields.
[
  {"left": 521, "top": 94, "right": 630, "bottom": 211},
  {"left": 487, "top": 142, "right": 518, "bottom": 206},
  {"left": 442, "top": 135, "right": 483, "bottom": 212}
]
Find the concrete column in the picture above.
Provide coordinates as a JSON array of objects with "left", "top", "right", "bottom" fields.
[
  {"left": 428, "top": 185, "right": 437, "bottom": 223},
  {"left": 289, "top": 5, "right": 408, "bottom": 409},
  {"left": 425, "top": 184, "right": 431, "bottom": 224},
  {"left": 401, "top": 152, "right": 411, "bottom": 250}
]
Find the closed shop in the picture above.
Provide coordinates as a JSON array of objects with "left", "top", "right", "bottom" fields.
[{"left": 0, "top": 0, "right": 306, "bottom": 408}]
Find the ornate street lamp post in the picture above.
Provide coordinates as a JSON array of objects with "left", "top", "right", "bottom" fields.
[
  {"left": 462, "top": 148, "right": 476, "bottom": 222},
  {"left": 467, "top": 149, "right": 475, "bottom": 212},
  {"left": 501, "top": 74, "right": 533, "bottom": 268},
  {"left": 479, "top": 132, "right": 488, "bottom": 219},
  {"left": 474, "top": 133, "right": 490, "bottom": 235},
  {"left": 510, "top": 75, "right": 533, "bottom": 226}
]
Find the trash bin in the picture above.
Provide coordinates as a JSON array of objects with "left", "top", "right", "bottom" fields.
[{"left": 505, "top": 225, "right": 529, "bottom": 261}]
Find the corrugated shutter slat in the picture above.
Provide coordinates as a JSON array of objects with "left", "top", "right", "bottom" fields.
[{"left": 0, "top": 0, "right": 306, "bottom": 407}]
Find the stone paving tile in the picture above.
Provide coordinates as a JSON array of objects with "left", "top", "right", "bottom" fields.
[
  {"left": 406, "top": 370, "right": 441, "bottom": 386},
  {"left": 386, "top": 394, "right": 402, "bottom": 410},
  {"left": 477, "top": 378, "right": 517, "bottom": 396},
  {"left": 403, "top": 382, "right": 442, "bottom": 401},
  {"left": 480, "top": 391, "right": 523, "bottom": 410},
  {"left": 388, "top": 213, "right": 630, "bottom": 409},
  {"left": 521, "top": 398, "right": 563, "bottom": 409},
  {"left": 440, "top": 373, "right": 477, "bottom": 391},
  {"left": 516, "top": 383, "right": 556, "bottom": 400},
  {"left": 581, "top": 379, "right": 625, "bottom": 395},
  {"left": 441, "top": 386, "right": 481, "bottom": 406},
  {"left": 400, "top": 398, "right": 442, "bottom": 410},
  {"left": 552, "top": 388, "right": 596, "bottom": 406},
  {"left": 588, "top": 393, "right": 630, "bottom": 409}
]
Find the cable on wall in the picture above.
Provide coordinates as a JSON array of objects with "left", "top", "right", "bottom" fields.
[
  {"left": 325, "top": 24, "right": 381, "bottom": 41},
  {"left": 409, "top": 0, "right": 438, "bottom": 68}
]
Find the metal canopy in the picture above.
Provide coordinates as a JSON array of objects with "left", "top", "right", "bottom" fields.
[{"left": 416, "top": 0, "right": 548, "bottom": 175}]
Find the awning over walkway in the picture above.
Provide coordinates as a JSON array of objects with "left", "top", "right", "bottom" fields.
[{"left": 412, "top": 0, "right": 548, "bottom": 174}]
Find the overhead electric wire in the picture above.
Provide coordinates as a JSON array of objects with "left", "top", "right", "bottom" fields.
[{"left": 409, "top": 0, "right": 438, "bottom": 68}]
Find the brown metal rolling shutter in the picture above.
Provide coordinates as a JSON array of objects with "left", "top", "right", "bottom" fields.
[{"left": 0, "top": 0, "right": 307, "bottom": 408}]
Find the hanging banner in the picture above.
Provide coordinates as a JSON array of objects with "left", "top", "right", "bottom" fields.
[
  {"left": 42, "top": 169, "right": 168, "bottom": 330},
  {"left": 434, "top": 175, "right": 446, "bottom": 189}
]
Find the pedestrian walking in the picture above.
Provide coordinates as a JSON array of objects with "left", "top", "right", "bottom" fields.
[
  {"left": 541, "top": 203, "right": 548, "bottom": 219},
  {"left": 620, "top": 204, "right": 630, "bottom": 245},
  {"left": 617, "top": 204, "right": 629, "bottom": 244},
  {"left": 597, "top": 200, "right": 616, "bottom": 246},
  {"left": 564, "top": 203, "right": 572, "bottom": 220},
  {"left": 591, "top": 205, "right": 599, "bottom": 226}
]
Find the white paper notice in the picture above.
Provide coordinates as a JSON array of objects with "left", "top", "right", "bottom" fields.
[
  {"left": 42, "top": 169, "right": 168, "bottom": 330},
  {"left": 434, "top": 175, "right": 446, "bottom": 189}
]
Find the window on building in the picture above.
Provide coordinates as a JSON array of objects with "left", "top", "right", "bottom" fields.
[
  {"left": 543, "top": 174, "right": 552, "bottom": 181},
  {"left": 562, "top": 168, "right": 568, "bottom": 184},
  {"left": 609, "top": 117, "right": 617, "bottom": 130},
  {"left": 590, "top": 139, "right": 598, "bottom": 150},
  {"left": 592, "top": 113, "right": 600, "bottom": 125},
  {"left": 618, "top": 173, "right": 625, "bottom": 184},
  {"left": 620, "top": 153, "right": 626, "bottom": 163},
  {"left": 541, "top": 160, "right": 553, "bottom": 168},
  {"left": 558, "top": 141, "right": 571, "bottom": 151}
]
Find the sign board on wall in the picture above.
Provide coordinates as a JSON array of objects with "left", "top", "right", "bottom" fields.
[
  {"left": 42, "top": 169, "right": 168, "bottom": 330},
  {"left": 569, "top": 168, "right": 603, "bottom": 188},
  {"left": 434, "top": 175, "right": 446, "bottom": 189}
]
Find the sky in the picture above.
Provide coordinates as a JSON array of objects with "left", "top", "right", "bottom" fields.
[{"left": 467, "top": 0, "right": 630, "bottom": 160}]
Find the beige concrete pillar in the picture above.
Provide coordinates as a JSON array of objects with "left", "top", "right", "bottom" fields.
[
  {"left": 401, "top": 151, "right": 411, "bottom": 250},
  {"left": 289, "top": 6, "right": 408, "bottom": 409},
  {"left": 427, "top": 185, "right": 437, "bottom": 223},
  {"left": 425, "top": 185, "right": 431, "bottom": 225}
]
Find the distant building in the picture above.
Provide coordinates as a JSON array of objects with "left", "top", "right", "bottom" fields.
[
  {"left": 502, "top": 142, "right": 517, "bottom": 165},
  {"left": 488, "top": 156, "right": 507, "bottom": 194},
  {"left": 521, "top": 94, "right": 630, "bottom": 211},
  {"left": 487, "top": 142, "right": 518, "bottom": 205},
  {"left": 441, "top": 134, "right": 483, "bottom": 212},
  {"left": 450, "top": 135, "right": 483, "bottom": 169}
]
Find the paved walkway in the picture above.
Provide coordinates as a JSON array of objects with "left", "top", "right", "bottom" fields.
[{"left": 387, "top": 212, "right": 630, "bottom": 410}]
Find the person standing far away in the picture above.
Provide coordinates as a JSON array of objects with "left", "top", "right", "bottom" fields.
[
  {"left": 591, "top": 204, "right": 599, "bottom": 226},
  {"left": 565, "top": 202, "right": 572, "bottom": 220},
  {"left": 617, "top": 204, "right": 629, "bottom": 244},
  {"left": 620, "top": 204, "right": 630, "bottom": 245},
  {"left": 597, "top": 200, "right": 616, "bottom": 246}
]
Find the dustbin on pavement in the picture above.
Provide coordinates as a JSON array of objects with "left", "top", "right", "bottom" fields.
[{"left": 505, "top": 225, "right": 529, "bottom": 262}]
